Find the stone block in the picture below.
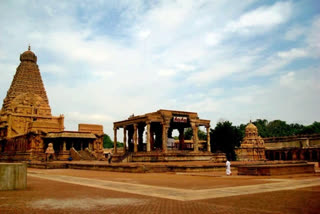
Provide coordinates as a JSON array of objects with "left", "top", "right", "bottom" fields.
[{"left": 0, "top": 162, "right": 27, "bottom": 190}]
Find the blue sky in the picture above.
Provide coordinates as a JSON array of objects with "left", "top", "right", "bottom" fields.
[{"left": 0, "top": 0, "right": 319, "bottom": 137}]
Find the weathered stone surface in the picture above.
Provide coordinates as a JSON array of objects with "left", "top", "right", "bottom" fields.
[{"left": 0, "top": 162, "right": 27, "bottom": 190}]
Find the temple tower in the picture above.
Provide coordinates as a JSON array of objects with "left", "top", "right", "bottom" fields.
[
  {"left": 236, "top": 121, "right": 266, "bottom": 161},
  {"left": 1, "top": 46, "right": 50, "bottom": 114},
  {"left": 0, "top": 46, "right": 64, "bottom": 138}
]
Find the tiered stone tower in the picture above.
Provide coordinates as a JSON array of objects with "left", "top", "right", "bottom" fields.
[
  {"left": 236, "top": 121, "right": 266, "bottom": 161},
  {"left": 0, "top": 46, "right": 64, "bottom": 138}
]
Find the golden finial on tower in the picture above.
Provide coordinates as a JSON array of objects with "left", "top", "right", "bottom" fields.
[{"left": 28, "top": 44, "right": 31, "bottom": 51}]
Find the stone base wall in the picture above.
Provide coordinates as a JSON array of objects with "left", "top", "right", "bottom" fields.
[
  {"left": 236, "top": 148, "right": 266, "bottom": 161},
  {"left": 237, "top": 163, "right": 314, "bottom": 176},
  {"left": 0, "top": 163, "right": 27, "bottom": 190},
  {"left": 114, "top": 151, "right": 218, "bottom": 162}
]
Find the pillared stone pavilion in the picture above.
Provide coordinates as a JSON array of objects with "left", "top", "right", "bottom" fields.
[{"left": 113, "top": 110, "right": 226, "bottom": 162}]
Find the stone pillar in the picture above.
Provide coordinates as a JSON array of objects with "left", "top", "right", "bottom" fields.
[
  {"left": 178, "top": 128, "right": 184, "bottom": 150},
  {"left": 146, "top": 122, "right": 151, "bottom": 152},
  {"left": 113, "top": 128, "right": 117, "bottom": 154},
  {"left": 138, "top": 125, "right": 144, "bottom": 151},
  {"left": 162, "top": 123, "right": 168, "bottom": 153},
  {"left": 206, "top": 125, "right": 211, "bottom": 152},
  {"left": 123, "top": 126, "right": 127, "bottom": 152},
  {"left": 292, "top": 150, "right": 297, "bottom": 160},
  {"left": 279, "top": 152, "right": 282, "bottom": 160},
  {"left": 63, "top": 141, "right": 66, "bottom": 151},
  {"left": 191, "top": 122, "right": 199, "bottom": 152},
  {"left": 284, "top": 151, "right": 288, "bottom": 160},
  {"left": 309, "top": 150, "right": 313, "bottom": 161},
  {"left": 80, "top": 141, "right": 83, "bottom": 151},
  {"left": 300, "top": 150, "right": 305, "bottom": 160},
  {"left": 317, "top": 150, "right": 320, "bottom": 161},
  {"left": 133, "top": 124, "right": 138, "bottom": 153}
]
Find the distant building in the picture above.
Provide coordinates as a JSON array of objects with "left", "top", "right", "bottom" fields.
[
  {"left": 264, "top": 134, "right": 320, "bottom": 161},
  {"left": 0, "top": 47, "right": 104, "bottom": 161}
]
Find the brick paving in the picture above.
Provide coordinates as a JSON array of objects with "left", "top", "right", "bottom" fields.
[{"left": 0, "top": 168, "right": 319, "bottom": 214}]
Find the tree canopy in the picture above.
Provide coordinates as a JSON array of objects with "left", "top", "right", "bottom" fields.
[
  {"left": 184, "top": 128, "right": 207, "bottom": 140},
  {"left": 210, "top": 121, "right": 242, "bottom": 161},
  {"left": 103, "top": 134, "right": 123, "bottom": 148},
  {"left": 237, "top": 120, "right": 320, "bottom": 138}
]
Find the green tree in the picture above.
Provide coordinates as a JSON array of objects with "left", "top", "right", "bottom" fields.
[
  {"left": 253, "top": 119, "right": 269, "bottom": 137},
  {"left": 298, "top": 122, "right": 320, "bottom": 135},
  {"left": 103, "top": 134, "right": 124, "bottom": 148},
  {"left": 103, "top": 134, "right": 113, "bottom": 148},
  {"left": 184, "top": 128, "right": 207, "bottom": 140},
  {"left": 210, "top": 121, "right": 242, "bottom": 160},
  {"left": 266, "top": 120, "right": 291, "bottom": 137}
]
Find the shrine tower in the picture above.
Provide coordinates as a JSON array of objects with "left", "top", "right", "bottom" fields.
[
  {"left": 0, "top": 46, "right": 64, "bottom": 138},
  {"left": 236, "top": 121, "right": 266, "bottom": 161}
]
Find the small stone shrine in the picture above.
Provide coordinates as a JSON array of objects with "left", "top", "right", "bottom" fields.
[{"left": 236, "top": 121, "right": 266, "bottom": 161}]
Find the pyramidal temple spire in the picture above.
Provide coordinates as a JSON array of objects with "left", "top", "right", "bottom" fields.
[{"left": 1, "top": 47, "right": 51, "bottom": 115}]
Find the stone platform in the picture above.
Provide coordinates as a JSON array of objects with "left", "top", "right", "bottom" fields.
[
  {"left": 25, "top": 160, "right": 317, "bottom": 174},
  {"left": 27, "top": 161, "right": 227, "bottom": 173},
  {"left": 237, "top": 161, "right": 315, "bottom": 176},
  {"left": 113, "top": 151, "right": 226, "bottom": 163}
]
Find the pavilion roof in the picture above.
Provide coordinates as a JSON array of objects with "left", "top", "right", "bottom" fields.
[
  {"left": 44, "top": 131, "right": 96, "bottom": 139},
  {"left": 114, "top": 109, "right": 210, "bottom": 128}
]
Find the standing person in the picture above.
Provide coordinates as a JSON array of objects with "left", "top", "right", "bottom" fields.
[
  {"left": 226, "top": 160, "right": 232, "bottom": 176},
  {"left": 108, "top": 151, "right": 113, "bottom": 164}
]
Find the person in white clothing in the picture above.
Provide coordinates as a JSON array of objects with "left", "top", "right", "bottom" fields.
[{"left": 226, "top": 160, "right": 232, "bottom": 176}]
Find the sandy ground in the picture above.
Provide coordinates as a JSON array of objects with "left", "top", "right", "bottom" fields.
[{"left": 1, "top": 167, "right": 319, "bottom": 214}]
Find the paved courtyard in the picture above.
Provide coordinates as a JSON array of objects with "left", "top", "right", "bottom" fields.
[{"left": 1, "top": 168, "right": 320, "bottom": 214}]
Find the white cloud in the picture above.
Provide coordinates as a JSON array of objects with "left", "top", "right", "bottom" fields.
[
  {"left": 285, "top": 26, "right": 306, "bottom": 41},
  {"left": 186, "top": 56, "right": 256, "bottom": 84},
  {"left": 277, "top": 48, "right": 308, "bottom": 59},
  {"left": 0, "top": 0, "right": 319, "bottom": 138},
  {"left": 226, "top": 1, "right": 292, "bottom": 34},
  {"left": 137, "top": 29, "right": 151, "bottom": 40},
  {"left": 307, "top": 16, "right": 320, "bottom": 57},
  {"left": 157, "top": 68, "right": 178, "bottom": 77},
  {"left": 204, "top": 32, "right": 222, "bottom": 46},
  {"left": 279, "top": 71, "right": 295, "bottom": 87}
]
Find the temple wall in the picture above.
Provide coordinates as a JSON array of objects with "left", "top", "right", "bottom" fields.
[
  {"left": 78, "top": 124, "right": 104, "bottom": 135},
  {"left": 264, "top": 135, "right": 320, "bottom": 149},
  {"left": 265, "top": 140, "right": 301, "bottom": 149}
]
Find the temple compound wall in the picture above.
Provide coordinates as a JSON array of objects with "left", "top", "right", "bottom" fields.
[
  {"left": 0, "top": 47, "right": 104, "bottom": 161},
  {"left": 264, "top": 134, "right": 320, "bottom": 161}
]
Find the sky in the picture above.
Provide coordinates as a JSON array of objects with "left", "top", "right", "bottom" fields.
[{"left": 0, "top": 0, "right": 319, "bottom": 137}]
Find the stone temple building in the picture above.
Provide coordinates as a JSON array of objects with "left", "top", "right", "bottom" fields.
[
  {"left": 0, "top": 47, "right": 104, "bottom": 161},
  {"left": 236, "top": 122, "right": 266, "bottom": 161}
]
